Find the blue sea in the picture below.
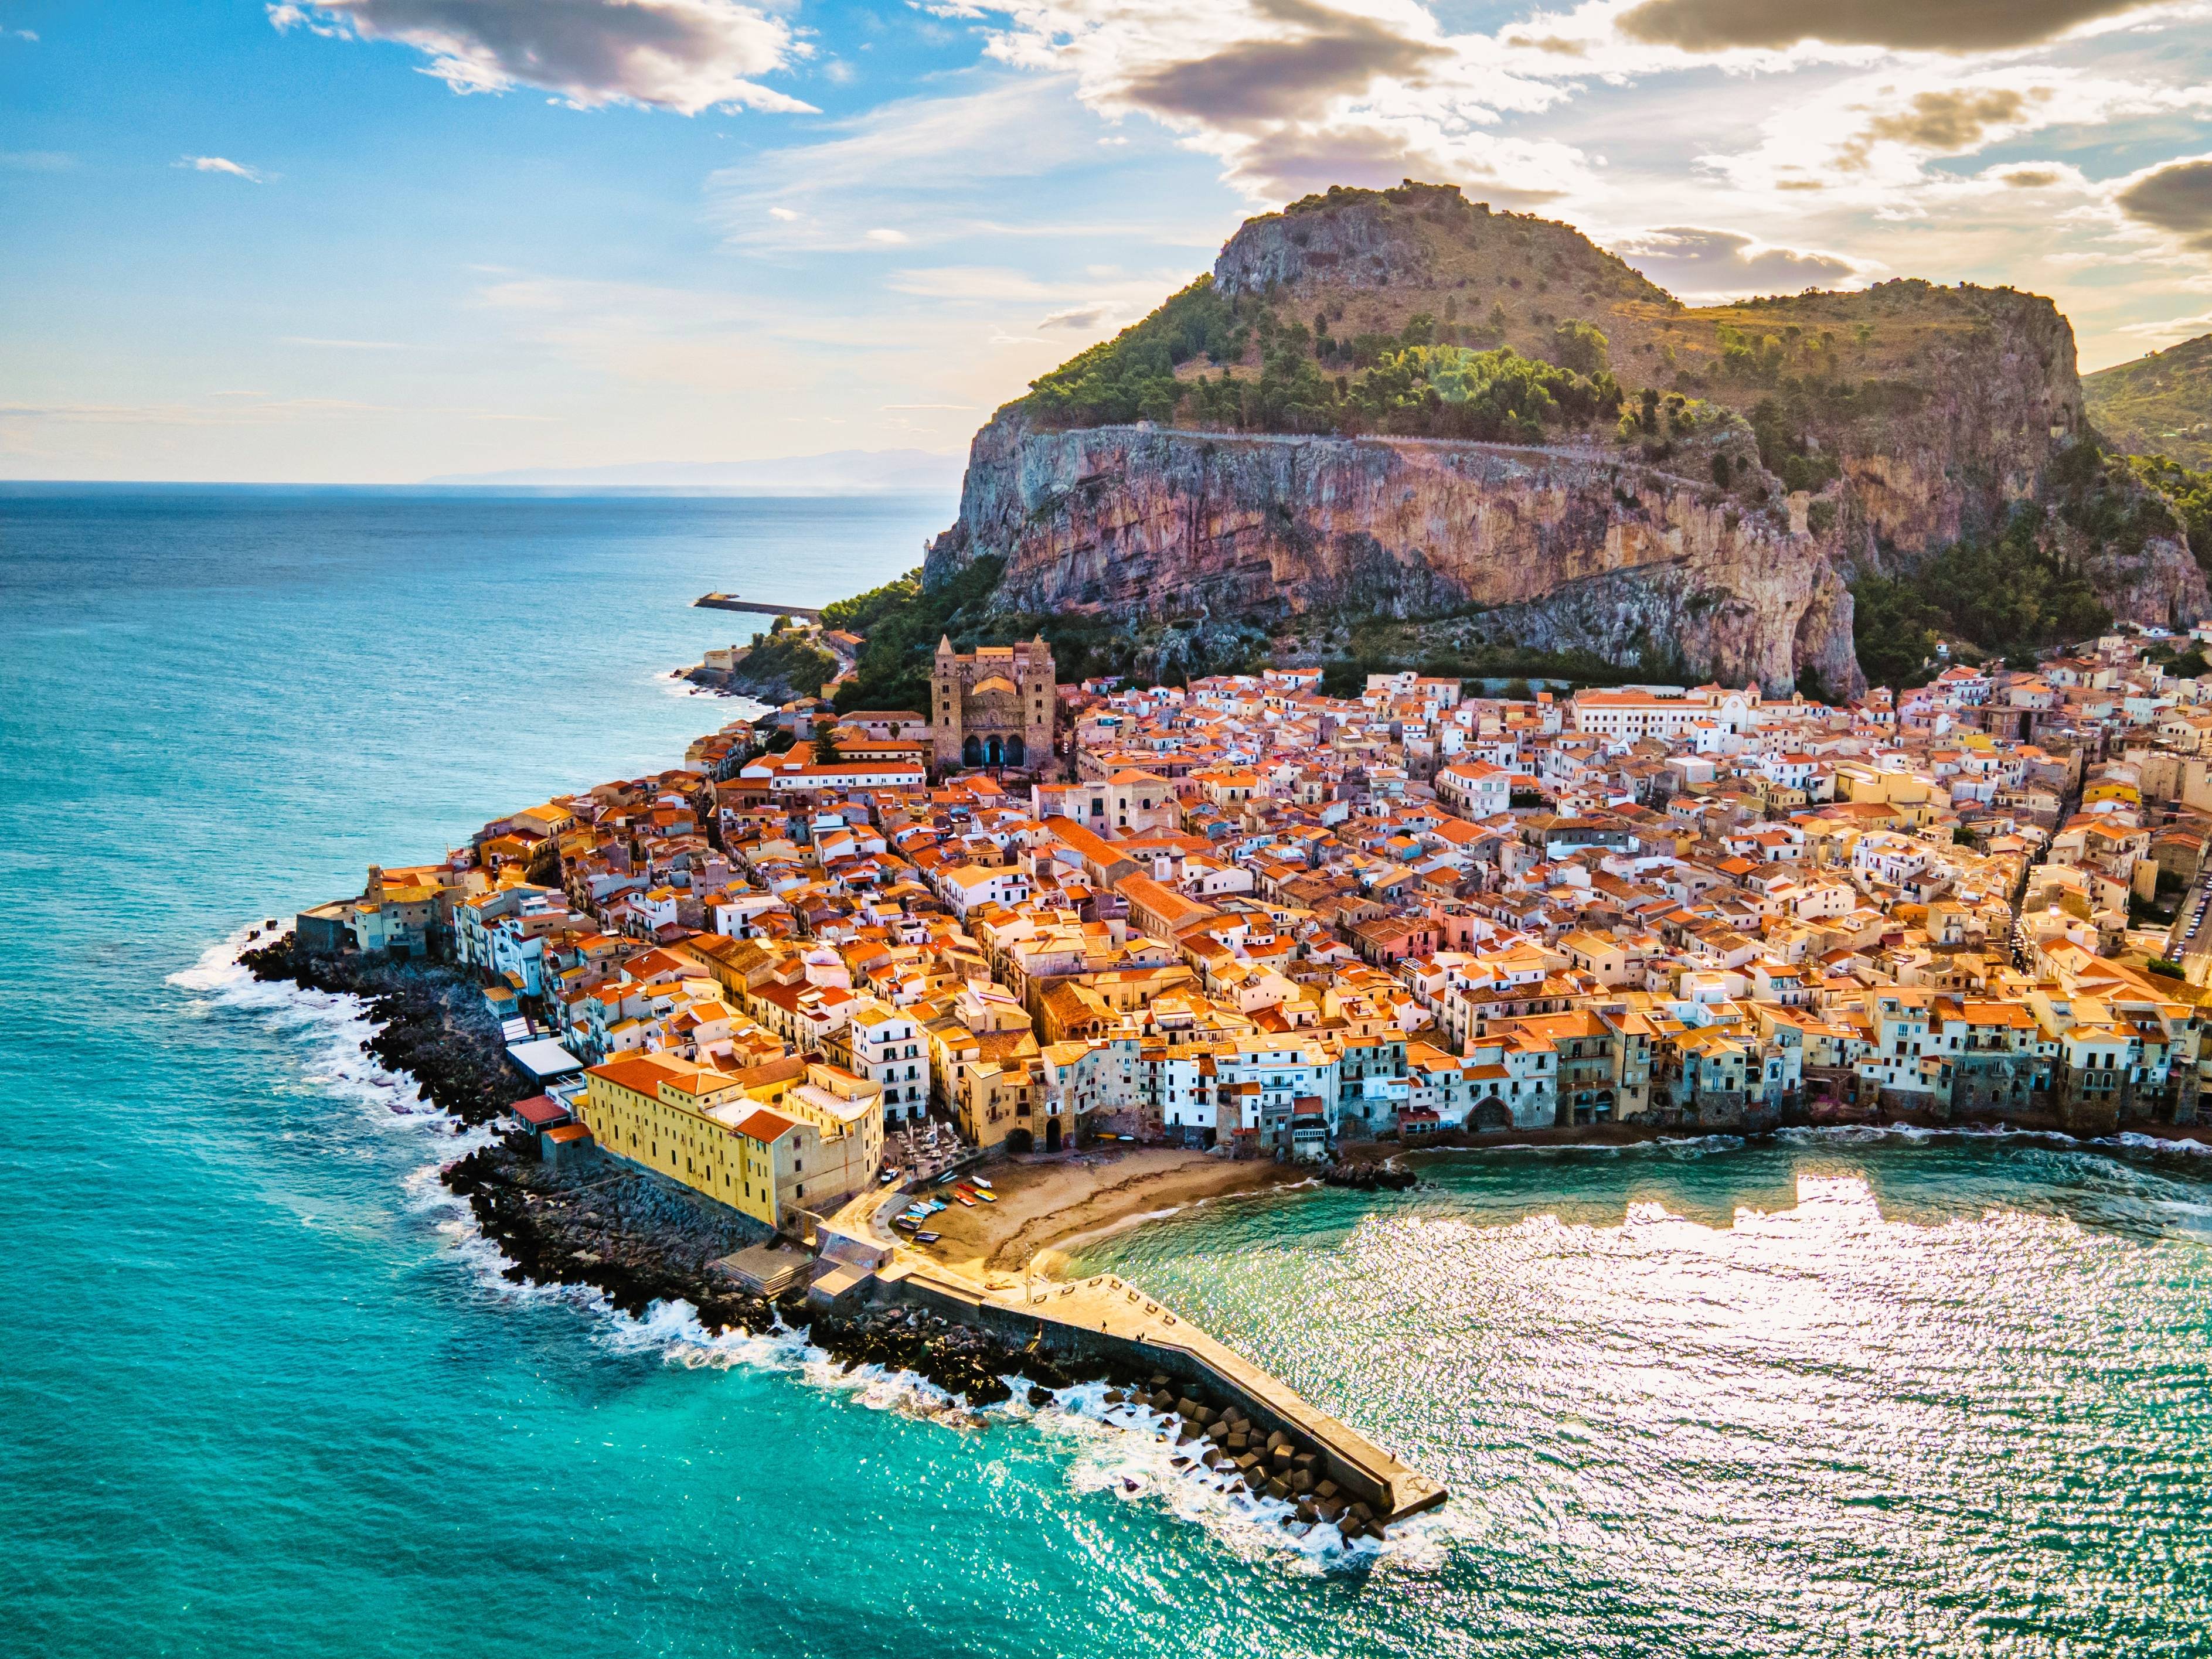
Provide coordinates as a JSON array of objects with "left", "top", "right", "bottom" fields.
[{"left": 5, "top": 488, "right": 2212, "bottom": 1658}]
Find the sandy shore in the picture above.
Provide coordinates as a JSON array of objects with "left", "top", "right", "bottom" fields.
[{"left": 901, "top": 1147, "right": 1302, "bottom": 1286}]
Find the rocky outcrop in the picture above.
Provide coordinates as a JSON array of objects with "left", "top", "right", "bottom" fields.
[
  {"left": 1815, "top": 288, "right": 2082, "bottom": 563},
  {"left": 1214, "top": 195, "right": 1437, "bottom": 297},
  {"left": 684, "top": 628, "right": 838, "bottom": 703},
  {"left": 2071, "top": 532, "right": 2210, "bottom": 631},
  {"left": 240, "top": 936, "right": 520, "bottom": 1125},
  {"left": 925, "top": 189, "right": 2206, "bottom": 680},
  {"left": 928, "top": 421, "right": 1864, "bottom": 694}
]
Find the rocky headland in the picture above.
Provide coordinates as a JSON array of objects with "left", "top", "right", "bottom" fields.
[
  {"left": 682, "top": 624, "right": 840, "bottom": 703},
  {"left": 918, "top": 181, "right": 2208, "bottom": 692},
  {"left": 233, "top": 940, "right": 1250, "bottom": 1419}
]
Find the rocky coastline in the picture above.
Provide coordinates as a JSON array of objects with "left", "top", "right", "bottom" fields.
[
  {"left": 240, "top": 935, "right": 519, "bottom": 1126},
  {"left": 680, "top": 625, "right": 842, "bottom": 704},
  {"left": 238, "top": 941, "right": 1170, "bottom": 1412}
]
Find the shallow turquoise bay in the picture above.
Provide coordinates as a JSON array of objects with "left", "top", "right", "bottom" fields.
[{"left": 4, "top": 489, "right": 2210, "bottom": 1658}]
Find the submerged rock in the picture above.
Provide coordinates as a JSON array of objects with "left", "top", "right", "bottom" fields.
[{"left": 1322, "top": 1161, "right": 1417, "bottom": 1192}]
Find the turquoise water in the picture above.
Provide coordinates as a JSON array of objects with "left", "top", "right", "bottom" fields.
[{"left": 6, "top": 491, "right": 2212, "bottom": 1658}]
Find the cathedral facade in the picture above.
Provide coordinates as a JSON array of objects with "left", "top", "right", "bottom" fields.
[{"left": 931, "top": 635, "right": 1055, "bottom": 772}]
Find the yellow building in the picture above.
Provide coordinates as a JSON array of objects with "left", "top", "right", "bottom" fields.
[
  {"left": 959, "top": 1057, "right": 1064, "bottom": 1153},
  {"left": 578, "top": 1053, "right": 883, "bottom": 1229}
]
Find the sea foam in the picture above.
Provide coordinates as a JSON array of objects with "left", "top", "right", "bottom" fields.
[{"left": 170, "top": 924, "right": 1421, "bottom": 1569}]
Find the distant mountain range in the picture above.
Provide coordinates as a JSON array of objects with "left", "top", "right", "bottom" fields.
[
  {"left": 2085, "top": 333, "right": 2212, "bottom": 468},
  {"left": 424, "top": 448, "right": 964, "bottom": 493}
]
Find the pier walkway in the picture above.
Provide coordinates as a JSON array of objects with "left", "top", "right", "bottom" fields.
[
  {"left": 870, "top": 1256, "right": 1448, "bottom": 1522},
  {"left": 695, "top": 594, "right": 826, "bottom": 621}
]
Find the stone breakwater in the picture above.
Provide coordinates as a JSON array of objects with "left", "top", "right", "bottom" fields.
[{"left": 440, "top": 1135, "right": 1096, "bottom": 1406}]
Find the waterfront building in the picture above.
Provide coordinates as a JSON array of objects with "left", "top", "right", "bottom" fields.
[
  {"left": 309, "top": 627, "right": 2212, "bottom": 1193},
  {"left": 842, "top": 996, "right": 931, "bottom": 1126}
]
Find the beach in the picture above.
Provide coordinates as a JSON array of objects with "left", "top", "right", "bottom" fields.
[{"left": 892, "top": 1147, "right": 1306, "bottom": 1282}]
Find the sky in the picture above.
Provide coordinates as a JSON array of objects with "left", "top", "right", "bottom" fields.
[{"left": 4, "top": 0, "right": 2211, "bottom": 482}]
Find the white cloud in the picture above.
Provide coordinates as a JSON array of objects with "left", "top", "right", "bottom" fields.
[
  {"left": 177, "top": 155, "right": 266, "bottom": 181},
  {"left": 865, "top": 227, "right": 911, "bottom": 243},
  {"left": 1699, "top": 67, "right": 2212, "bottom": 202},
  {"left": 270, "top": 0, "right": 817, "bottom": 114},
  {"left": 975, "top": 0, "right": 1594, "bottom": 203},
  {"left": 707, "top": 78, "right": 1144, "bottom": 251},
  {"left": 1612, "top": 226, "right": 1871, "bottom": 299},
  {"left": 2115, "top": 308, "right": 2212, "bottom": 343},
  {"left": 1039, "top": 301, "right": 1125, "bottom": 329},
  {"left": 885, "top": 266, "right": 1060, "bottom": 299},
  {"left": 1612, "top": 0, "right": 2170, "bottom": 54}
]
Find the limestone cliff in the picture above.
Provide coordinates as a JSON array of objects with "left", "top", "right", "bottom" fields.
[
  {"left": 927, "top": 421, "right": 1859, "bottom": 694},
  {"left": 926, "top": 182, "right": 2204, "bottom": 685}
]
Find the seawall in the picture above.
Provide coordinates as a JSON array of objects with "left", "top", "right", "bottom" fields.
[
  {"left": 866, "top": 1258, "right": 1448, "bottom": 1522},
  {"left": 695, "top": 594, "right": 827, "bottom": 621}
]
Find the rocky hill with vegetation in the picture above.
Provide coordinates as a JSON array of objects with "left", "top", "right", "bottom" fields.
[
  {"left": 2087, "top": 333, "right": 2212, "bottom": 467},
  {"left": 685, "top": 619, "right": 838, "bottom": 703},
  {"left": 892, "top": 181, "right": 2210, "bottom": 696}
]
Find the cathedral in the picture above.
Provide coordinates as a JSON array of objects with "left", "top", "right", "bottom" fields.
[{"left": 931, "top": 635, "right": 1055, "bottom": 772}]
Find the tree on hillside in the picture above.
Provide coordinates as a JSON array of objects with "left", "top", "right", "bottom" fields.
[{"left": 1551, "top": 320, "right": 1609, "bottom": 377}]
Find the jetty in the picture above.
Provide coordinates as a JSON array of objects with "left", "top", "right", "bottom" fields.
[
  {"left": 695, "top": 593, "right": 826, "bottom": 621},
  {"left": 809, "top": 1228, "right": 1447, "bottom": 1524}
]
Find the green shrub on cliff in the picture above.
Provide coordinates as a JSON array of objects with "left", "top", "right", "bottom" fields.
[
  {"left": 1185, "top": 336, "right": 1340, "bottom": 433},
  {"left": 1550, "top": 320, "right": 1609, "bottom": 377},
  {"left": 2043, "top": 440, "right": 2169, "bottom": 563},
  {"left": 1750, "top": 397, "right": 1842, "bottom": 495},
  {"left": 1851, "top": 508, "right": 2112, "bottom": 689},
  {"left": 730, "top": 628, "right": 836, "bottom": 699},
  {"left": 1025, "top": 287, "right": 1621, "bottom": 445},
  {"left": 1023, "top": 278, "right": 1242, "bottom": 427},
  {"left": 2126, "top": 453, "right": 2212, "bottom": 570},
  {"left": 829, "top": 556, "right": 1005, "bottom": 716},
  {"left": 1347, "top": 344, "right": 1620, "bottom": 441}
]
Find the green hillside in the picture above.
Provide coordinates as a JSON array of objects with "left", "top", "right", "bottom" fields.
[{"left": 2085, "top": 333, "right": 2212, "bottom": 466}]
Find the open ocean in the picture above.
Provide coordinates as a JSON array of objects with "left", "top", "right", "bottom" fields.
[{"left": 5, "top": 488, "right": 2212, "bottom": 1658}]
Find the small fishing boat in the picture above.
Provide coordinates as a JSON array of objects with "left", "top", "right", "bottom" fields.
[
  {"left": 971, "top": 1187, "right": 997, "bottom": 1204},
  {"left": 953, "top": 1191, "right": 976, "bottom": 1207},
  {"left": 893, "top": 1215, "right": 921, "bottom": 1231},
  {"left": 969, "top": 1175, "right": 993, "bottom": 1190},
  {"left": 915, "top": 1231, "right": 940, "bottom": 1243}
]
